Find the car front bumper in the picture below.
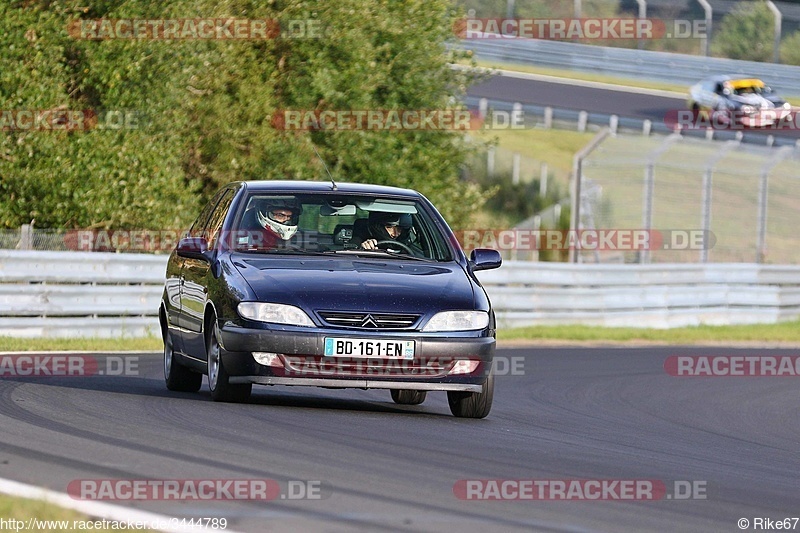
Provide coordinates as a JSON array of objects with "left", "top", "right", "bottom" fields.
[{"left": 217, "top": 323, "right": 495, "bottom": 392}]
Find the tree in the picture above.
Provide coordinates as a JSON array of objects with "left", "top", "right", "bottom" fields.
[
  {"left": 0, "top": 0, "right": 484, "bottom": 231},
  {"left": 711, "top": 1, "right": 774, "bottom": 62}
]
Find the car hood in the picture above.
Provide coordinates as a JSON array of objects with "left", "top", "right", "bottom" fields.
[
  {"left": 231, "top": 255, "right": 476, "bottom": 314},
  {"left": 730, "top": 93, "right": 777, "bottom": 109}
]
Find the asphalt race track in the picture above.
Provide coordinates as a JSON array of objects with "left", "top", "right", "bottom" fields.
[
  {"left": 0, "top": 347, "right": 797, "bottom": 532},
  {"left": 466, "top": 74, "right": 800, "bottom": 141}
]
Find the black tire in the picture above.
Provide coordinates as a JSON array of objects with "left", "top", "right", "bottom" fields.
[
  {"left": 447, "top": 368, "right": 494, "bottom": 419},
  {"left": 390, "top": 389, "right": 427, "bottom": 405},
  {"left": 207, "top": 320, "right": 252, "bottom": 403},
  {"left": 163, "top": 325, "right": 202, "bottom": 392}
]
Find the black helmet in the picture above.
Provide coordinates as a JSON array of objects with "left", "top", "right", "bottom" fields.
[{"left": 368, "top": 212, "right": 411, "bottom": 241}]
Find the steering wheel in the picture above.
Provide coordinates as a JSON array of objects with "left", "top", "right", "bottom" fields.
[{"left": 374, "top": 240, "right": 416, "bottom": 255}]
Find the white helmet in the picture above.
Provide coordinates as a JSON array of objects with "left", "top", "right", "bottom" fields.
[{"left": 257, "top": 200, "right": 301, "bottom": 241}]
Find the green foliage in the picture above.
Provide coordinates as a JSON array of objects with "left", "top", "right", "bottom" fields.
[
  {"left": 780, "top": 30, "right": 800, "bottom": 66},
  {"left": 0, "top": 0, "right": 483, "bottom": 231},
  {"left": 711, "top": 1, "right": 774, "bottom": 62}
]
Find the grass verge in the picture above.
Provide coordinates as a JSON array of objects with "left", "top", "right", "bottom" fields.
[
  {"left": 499, "top": 320, "right": 800, "bottom": 344},
  {"left": 1, "top": 321, "right": 798, "bottom": 352},
  {"left": 0, "top": 336, "right": 162, "bottom": 352},
  {"left": 0, "top": 495, "right": 134, "bottom": 532}
]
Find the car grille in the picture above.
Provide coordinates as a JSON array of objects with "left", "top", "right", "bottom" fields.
[{"left": 317, "top": 311, "right": 420, "bottom": 330}]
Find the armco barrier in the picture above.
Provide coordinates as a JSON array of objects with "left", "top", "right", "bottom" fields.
[
  {"left": 1, "top": 251, "right": 800, "bottom": 337},
  {"left": 479, "top": 262, "right": 800, "bottom": 329},
  {"left": 0, "top": 251, "right": 166, "bottom": 338}
]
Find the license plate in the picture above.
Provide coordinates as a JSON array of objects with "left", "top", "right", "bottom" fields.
[{"left": 324, "top": 338, "right": 415, "bottom": 359}]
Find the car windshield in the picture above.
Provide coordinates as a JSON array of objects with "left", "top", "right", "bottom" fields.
[{"left": 228, "top": 192, "right": 454, "bottom": 261}]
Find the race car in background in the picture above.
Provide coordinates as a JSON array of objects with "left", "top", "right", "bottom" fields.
[{"left": 687, "top": 75, "right": 792, "bottom": 127}]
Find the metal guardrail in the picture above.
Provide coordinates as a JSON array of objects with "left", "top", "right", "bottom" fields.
[
  {"left": 460, "top": 39, "right": 800, "bottom": 96},
  {"left": 0, "top": 251, "right": 166, "bottom": 338},
  {"left": 479, "top": 261, "right": 800, "bottom": 328},
  {"left": 464, "top": 96, "right": 800, "bottom": 147},
  {"left": 2, "top": 251, "right": 800, "bottom": 336}
]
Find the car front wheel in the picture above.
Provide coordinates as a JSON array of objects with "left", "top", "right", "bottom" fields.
[
  {"left": 390, "top": 389, "right": 427, "bottom": 405},
  {"left": 207, "top": 320, "right": 252, "bottom": 403},
  {"left": 447, "top": 367, "right": 494, "bottom": 419}
]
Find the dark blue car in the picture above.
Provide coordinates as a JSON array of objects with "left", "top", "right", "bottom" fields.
[{"left": 159, "top": 181, "right": 502, "bottom": 418}]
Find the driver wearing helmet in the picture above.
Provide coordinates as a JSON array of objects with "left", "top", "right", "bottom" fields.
[{"left": 357, "top": 211, "right": 421, "bottom": 255}]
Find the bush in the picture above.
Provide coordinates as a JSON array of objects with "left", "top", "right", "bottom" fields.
[{"left": 711, "top": 1, "right": 774, "bottom": 62}]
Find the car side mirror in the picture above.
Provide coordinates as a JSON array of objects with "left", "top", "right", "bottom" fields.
[
  {"left": 470, "top": 249, "right": 502, "bottom": 271},
  {"left": 176, "top": 236, "right": 212, "bottom": 261}
]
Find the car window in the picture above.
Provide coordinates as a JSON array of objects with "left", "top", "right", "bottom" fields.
[
  {"left": 205, "top": 189, "right": 235, "bottom": 248},
  {"left": 231, "top": 192, "right": 454, "bottom": 261},
  {"left": 188, "top": 188, "right": 227, "bottom": 238}
]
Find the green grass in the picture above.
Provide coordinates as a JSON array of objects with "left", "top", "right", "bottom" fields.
[
  {"left": 0, "top": 495, "right": 132, "bottom": 532},
  {"left": 500, "top": 320, "right": 800, "bottom": 343},
  {"left": 473, "top": 127, "right": 595, "bottom": 190},
  {"left": 0, "top": 336, "right": 162, "bottom": 352},
  {"left": 1, "top": 320, "right": 798, "bottom": 353}
]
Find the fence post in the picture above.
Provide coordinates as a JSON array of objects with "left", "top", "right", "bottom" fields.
[
  {"left": 701, "top": 139, "right": 740, "bottom": 263},
  {"left": 540, "top": 163, "right": 548, "bottom": 196},
  {"left": 506, "top": 0, "right": 515, "bottom": 18},
  {"left": 544, "top": 106, "right": 553, "bottom": 129},
  {"left": 697, "top": 0, "right": 712, "bottom": 57},
  {"left": 577, "top": 111, "right": 588, "bottom": 133},
  {"left": 766, "top": 1, "right": 782, "bottom": 64},
  {"left": 512, "top": 154, "right": 521, "bottom": 184},
  {"left": 641, "top": 134, "right": 682, "bottom": 264},
  {"left": 570, "top": 128, "right": 611, "bottom": 263},
  {"left": 17, "top": 224, "right": 33, "bottom": 251},
  {"left": 478, "top": 98, "right": 488, "bottom": 119},
  {"left": 635, "top": 0, "right": 647, "bottom": 50},
  {"left": 609, "top": 115, "right": 619, "bottom": 135},
  {"left": 487, "top": 147, "right": 495, "bottom": 177},
  {"left": 757, "top": 146, "right": 793, "bottom": 262}
]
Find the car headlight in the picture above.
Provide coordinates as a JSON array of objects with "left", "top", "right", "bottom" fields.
[
  {"left": 237, "top": 302, "right": 314, "bottom": 326},
  {"left": 741, "top": 105, "right": 755, "bottom": 115},
  {"left": 421, "top": 311, "right": 489, "bottom": 332},
  {"left": 783, "top": 102, "right": 792, "bottom": 110}
]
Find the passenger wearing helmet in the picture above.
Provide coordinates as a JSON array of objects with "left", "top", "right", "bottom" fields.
[
  {"left": 356, "top": 211, "right": 421, "bottom": 255},
  {"left": 239, "top": 198, "right": 301, "bottom": 250},
  {"left": 257, "top": 200, "right": 301, "bottom": 241}
]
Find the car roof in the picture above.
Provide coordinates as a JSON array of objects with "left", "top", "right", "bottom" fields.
[
  {"left": 703, "top": 74, "right": 765, "bottom": 84},
  {"left": 238, "top": 180, "right": 423, "bottom": 198}
]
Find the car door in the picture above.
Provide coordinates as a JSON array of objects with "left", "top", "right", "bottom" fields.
[{"left": 180, "top": 188, "right": 235, "bottom": 357}]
